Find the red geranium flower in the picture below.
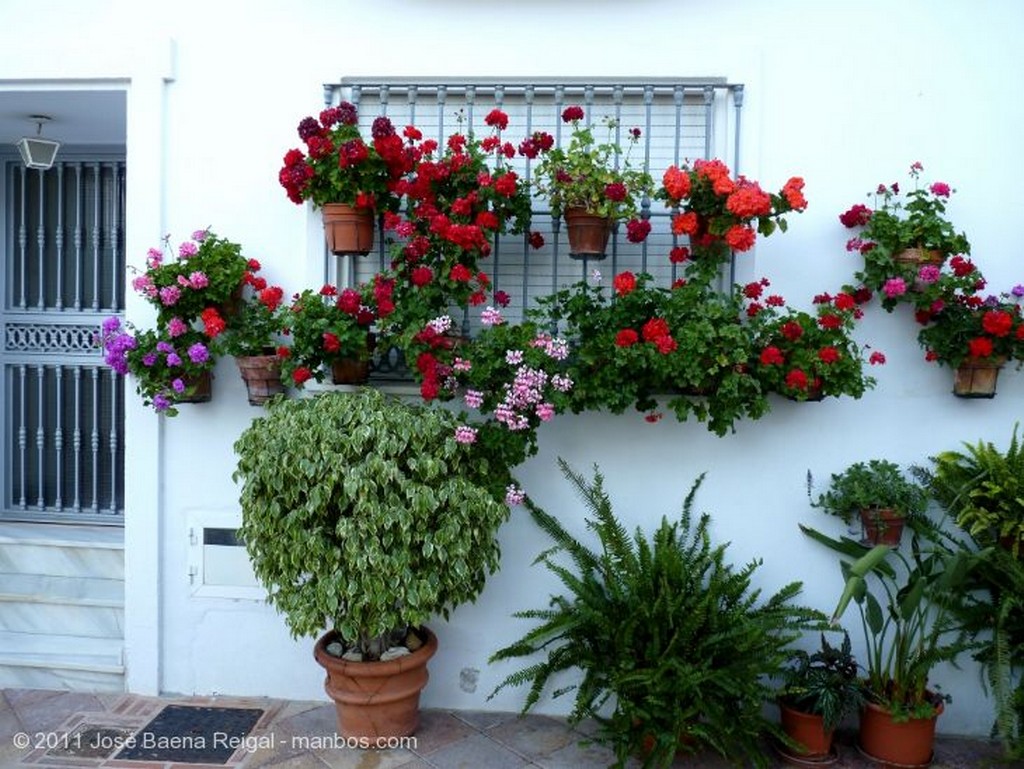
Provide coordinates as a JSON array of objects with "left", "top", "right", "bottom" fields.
[
  {"left": 615, "top": 329, "right": 639, "bottom": 347},
  {"left": 484, "top": 109, "right": 509, "bottom": 130},
  {"left": 818, "top": 346, "right": 840, "bottom": 364},
  {"left": 785, "top": 368, "right": 808, "bottom": 390},
  {"left": 968, "top": 337, "right": 994, "bottom": 358},
  {"left": 613, "top": 271, "right": 637, "bottom": 297},
  {"left": 982, "top": 310, "right": 1013, "bottom": 337},
  {"left": 642, "top": 318, "right": 671, "bottom": 341},
  {"left": 626, "top": 218, "right": 651, "bottom": 243},
  {"left": 760, "top": 346, "right": 785, "bottom": 366}
]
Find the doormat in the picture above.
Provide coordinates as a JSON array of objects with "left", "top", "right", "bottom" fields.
[{"left": 114, "top": 705, "right": 265, "bottom": 764}]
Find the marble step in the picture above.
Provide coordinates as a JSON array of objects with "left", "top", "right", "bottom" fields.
[
  {"left": 0, "top": 523, "right": 123, "bottom": 580},
  {"left": 0, "top": 573, "right": 124, "bottom": 638},
  {"left": 0, "top": 629, "right": 124, "bottom": 692}
]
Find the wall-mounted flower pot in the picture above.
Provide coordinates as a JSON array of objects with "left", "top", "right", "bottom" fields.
[
  {"left": 176, "top": 370, "right": 213, "bottom": 403},
  {"left": 894, "top": 248, "right": 944, "bottom": 292},
  {"left": 564, "top": 207, "right": 611, "bottom": 259},
  {"left": 322, "top": 203, "right": 375, "bottom": 256},
  {"left": 860, "top": 507, "right": 905, "bottom": 546},
  {"left": 952, "top": 357, "right": 1004, "bottom": 398},
  {"left": 314, "top": 627, "right": 438, "bottom": 739},
  {"left": 235, "top": 354, "right": 285, "bottom": 406}
]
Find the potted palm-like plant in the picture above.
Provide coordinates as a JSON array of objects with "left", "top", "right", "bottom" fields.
[
  {"left": 233, "top": 388, "right": 511, "bottom": 739},
  {"left": 800, "top": 525, "right": 980, "bottom": 767},
  {"left": 776, "top": 632, "right": 862, "bottom": 762},
  {"left": 808, "top": 459, "right": 928, "bottom": 545},
  {"left": 532, "top": 105, "right": 654, "bottom": 258},
  {"left": 278, "top": 102, "right": 409, "bottom": 254}
]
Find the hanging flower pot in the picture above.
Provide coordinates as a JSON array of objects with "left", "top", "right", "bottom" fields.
[
  {"left": 331, "top": 356, "right": 371, "bottom": 385},
  {"left": 175, "top": 369, "right": 213, "bottom": 404},
  {"left": 564, "top": 207, "right": 612, "bottom": 260},
  {"left": 322, "top": 203, "right": 375, "bottom": 256},
  {"left": 235, "top": 354, "right": 286, "bottom": 406},
  {"left": 952, "top": 356, "right": 1005, "bottom": 398},
  {"left": 894, "top": 248, "right": 944, "bottom": 292}
]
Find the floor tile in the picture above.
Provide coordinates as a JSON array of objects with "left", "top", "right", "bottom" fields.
[
  {"left": 417, "top": 732, "right": 529, "bottom": 769},
  {"left": 405, "top": 711, "right": 475, "bottom": 756},
  {"left": 486, "top": 714, "right": 577, "bottom": 760},
  {"left": 449, "top": 709, "right": 515, "bottom": 732}
]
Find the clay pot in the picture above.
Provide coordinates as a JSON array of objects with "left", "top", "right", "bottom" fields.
[
  {"left": 234, "top": 354, "right": 285, "bottom": 406},
  {"left": 858, "top": 698, "right": 943, "bottom": 767},
  {"left": 564, "top": 207, "right": 612, "bottom": 259},
  {"left": 321, "top": 203, "right": 375, "bottom": 256},
  {"left": 314, "top": 627, "right": 438, "bottom": 740},
  {"left": 779, "top": 701, "right": 833, "bottom": 759},
  {"left": 175, "top": 370, "right": 212, "bottom": 403},
  {"left": 953, "top": 357, "right": 1005, "bottom": 399},
  {"left": 860, "top": 507, "right": 906, "bottom": 546}
]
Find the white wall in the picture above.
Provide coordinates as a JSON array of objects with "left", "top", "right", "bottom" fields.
[{"left": 4, "top": 0, "right": 1023, "bottom": 737}]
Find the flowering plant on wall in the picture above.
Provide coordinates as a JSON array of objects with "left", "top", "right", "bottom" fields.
[
  {"left": 376, "top": 109, "right": 539, "bottom": 381},
  {"left": 219, "top": 268, "right": 287, "bottom": 358},
  {"left": 532, "top": 106, "right": 654, "bottom": 227},
  {"left": 912, "top": 263, "right": 1024, "bottom": 368},
  {"left": 840, "top": 162, "right": 971, "bottom": 298},
  {"left": 747, "top": 284, "right": 883, "bottom": 401},
  {"left": 131, "top": 228, "right": 252, "bottom": 331},
  {"left": 657, "top": 160, "right": 807, "bottom": 281},
  {"left": 279, "top": 284, "right": 377, "bottom": 386},
  {"left": 277, "top": 102, "right": 410, "bottom": 211},
  {"left": 533, "top": 271, "right": 769, "bottom": 435},
  {"left": 98, "top": 318, "right": 214, "bottom": 416}
]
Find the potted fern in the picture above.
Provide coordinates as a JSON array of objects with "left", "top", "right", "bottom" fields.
[
  {"left": 233, "top": 388, "right": 511, "bottom": 739},
  {"left": 489, "top": 460, "right": 825, "bottom": 769}
]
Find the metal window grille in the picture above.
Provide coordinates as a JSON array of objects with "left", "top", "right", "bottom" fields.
[
  {"left": 2, "top": 156, "right": 126, "bottom": 523},
  {"left": 322, "top": 76, "right": 745, "bottom": 329}
]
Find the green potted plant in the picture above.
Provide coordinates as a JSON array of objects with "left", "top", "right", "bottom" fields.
[
  {"left": 808, "top": 459, "right": 928, "bottom": 545},
  {"left": 800, "top": 526, "right": 980, "bottom": 767},
  {"left": 747, "top": 286, "right": 882, "bottom": 403},
  {"left": 219, "top": 268, "right": 288, "bottom": 406},
  {"left": 129, "top": 228, "right": 251, "bottom": 329},
  {"left": 98, "top": 318, "right": 215, "bottom": 415},
  {"left": 839, "top": 162, "right": 971, "bottom": 304},
  {"left": 532, "top": 105, "right": 654, "bottom": 258},
  {"left": 279, "top": 284, "right": 376, "bottom": 387},
  {"left": 777, "top": 632, "right": 863, "bottom": 761},
  {"left": 657, "top": 158, "right": 807, "bottom": 281},
  {"left": 233, "top": 388, "right": 511, "bottom": 739},
  {"left": 278, "top": 102, "right": 408, "bottom": 254},
  {"left": 912, "top": 266, "right": 1023, "bottom": 397},
  {"left": 490, "top": 460, "right": 825, "bottom": 769}
]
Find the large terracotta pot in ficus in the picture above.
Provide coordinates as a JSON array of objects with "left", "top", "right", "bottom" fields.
[
  {"left": 314, "top": 627, "right": 438, "bottom": 740},
  {"left": 321, "top": 203, "right": 375, "bottom": 256},
  {"left": 858, "top": 698, "right": 943, "bottom": 767}
]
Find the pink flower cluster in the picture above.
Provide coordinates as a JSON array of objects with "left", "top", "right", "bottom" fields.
[{"left": 494, "top": 366, "right": 552, "bottom": 431}]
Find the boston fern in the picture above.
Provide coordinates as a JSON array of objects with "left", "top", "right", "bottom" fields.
[{"left": 489, "top": 459, "right": 826, "bottom": 769}]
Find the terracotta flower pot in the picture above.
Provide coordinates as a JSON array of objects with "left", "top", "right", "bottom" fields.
[
  {"left": 321, "top": 203, "right": 375, "bottom": 256},
  {"left": 953, "top": 357, "right": 1005, "bottom": 399},
  {"left": 314, "top": 627, "right": 438, "bottom": 740},
  {"left": 860, "top": 507, "right": 905, "bottom": 546},
  {"left": 564, "top": 207, "right": 612, "bottom": 259},
  {"left": 234, "top": 354, "right": 285, "bottom": 406},
  {"left": 779, "top": 701, "right": 833, "bottom": 759},
  {"left": 858, "top": 698, "right": 943, "bottom": 767},
  {"left": 175, "top": 370, "right": 213, "bottom": 403}
]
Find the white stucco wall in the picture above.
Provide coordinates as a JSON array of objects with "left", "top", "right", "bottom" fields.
[{"left": 3, "top": 0, "right": 1023, "bottom": 737}]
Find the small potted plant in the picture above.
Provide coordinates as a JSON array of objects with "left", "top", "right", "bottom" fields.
[
  {"left": 747, "top": 286, "right": 883, "bottom": 404},
  {"left": 808, "top": 459, "right": 928, "bottom": 545},
  {"left": 129, "top": 228, "right": 251, "bottom": 329},
  {"left": 777, "top": 632, "right": 863, "bottom": 761},
  {"left": 532, "top": 105, "right": 654, "bottom": 258},
  {"left": 801, "top": 527, "right": 980, "bottom": 767},
  {"left": 98, "top": 317, "right": 215, "bottom": 416},
  {"left": 911, "top": 263, "right": 1023, "bottom": 398},
  {"left": 657, "top": 159, "right": 807, "bottom": 282},
  {"left": 839, "top": 162, "right": 971, "bottom": 303},
  {"left": 278, "top": 102, "right": 408, "bottom": 254},
  {"left": 233, "top": 388, "right": 511, "bottom": 739},
  {"left": 279, "top": 284, "right": 376, "bottom": 387},
  {"left": 218, "top": 266, "right": 288, "bottom": 406}
]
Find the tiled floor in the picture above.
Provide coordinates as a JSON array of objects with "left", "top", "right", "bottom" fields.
[{"left": 0, "top": 688, "right": 1013, "bottom": 768}]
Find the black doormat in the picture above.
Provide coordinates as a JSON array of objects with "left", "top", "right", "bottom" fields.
[{"left": 115, "top": 704, "right": 265, "bottom": 764}]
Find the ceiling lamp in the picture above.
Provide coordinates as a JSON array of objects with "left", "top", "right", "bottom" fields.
[{"left": 16, "top": 115, "right": 60, "bottom": 170}]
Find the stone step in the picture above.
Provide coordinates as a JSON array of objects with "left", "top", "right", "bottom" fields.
[
  {"left": 0, "top": 630, "right": 124, "bottom": 692},
  {"left": 0, "top": 573, "right": 123, "bottom": 638},
  {"left": 0, "top": 523, "right": 123, "bottom": 580}
]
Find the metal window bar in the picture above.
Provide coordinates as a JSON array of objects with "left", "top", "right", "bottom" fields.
[{"left": 3, "top": 157, "right": 126, "bottom": 523}]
